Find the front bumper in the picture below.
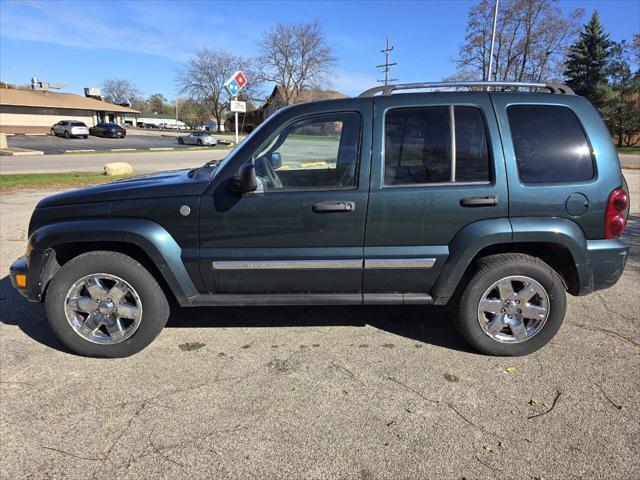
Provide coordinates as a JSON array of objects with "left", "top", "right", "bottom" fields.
[
  {"left": 10, "top": 256, "right": 36, "bottom": 301},
  {"left": 584, "top": 239, "right": 628, "bottom": 293}
]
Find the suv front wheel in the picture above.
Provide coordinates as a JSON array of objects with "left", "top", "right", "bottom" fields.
[
  {"left": 45, "top": 251, "right": 169, "bottom": 357},
  {"left": 454, "top": 253, "right": 566, "bottom": 356}
]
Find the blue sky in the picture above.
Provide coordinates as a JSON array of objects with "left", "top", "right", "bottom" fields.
[{"left": 1, "top": 0, "right": 638, "bottom": 100}]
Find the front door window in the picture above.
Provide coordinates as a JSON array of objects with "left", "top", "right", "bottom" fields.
[{"left": 252, "top": 112, "right": 361, "bottom": 191}]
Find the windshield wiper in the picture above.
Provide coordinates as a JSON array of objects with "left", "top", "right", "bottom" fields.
[{"left": 188, "top": 159, "right": 221, "bottom": 178}]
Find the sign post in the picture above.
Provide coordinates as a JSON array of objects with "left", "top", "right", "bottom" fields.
[{"left": 224, "top": 70, "right": 248, "bottom": 145}]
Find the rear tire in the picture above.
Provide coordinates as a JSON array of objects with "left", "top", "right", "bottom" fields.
[
  {"left": 453, "top": 253, "right": 566, "bottom": 356},
  {"left": 178, "top": 137, "right": 184, "bottom": 144},
  {"left": 45, "top": 251, "right": 170, "bottom": 357},
  {"left": 197, "top": 139, "right": 203, "bottom": 146},
  {"left": 50, "top": 129, "right": 55, "bottom": 136},
  {"left": 64, "top": 131, "right": 70, "bottom": 139}
]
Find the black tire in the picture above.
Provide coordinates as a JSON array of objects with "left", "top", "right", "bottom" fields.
[
  {"left": 178, "top": 137, "right": 184, "bottom": 144},
  {"left": 64, "top": 131, "right": 70, "bottom": 139},
  {"left": 197, "top": 139, "right": 203, "bottom": 146},
  {"left": 453, "top": 253, "right": 566, "bottom": 356},
  {"left": 83, "top": 135, "right": 88, "bottom": 139},
  {"left": 45, "top": 251, "right": 170, "bottom": 357},
  {"left": 50, "top": 129, "right": 56, "bottom": 136}
]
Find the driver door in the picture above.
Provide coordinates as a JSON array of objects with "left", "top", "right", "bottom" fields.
[{"left": 198, "top": 102, "right": 372, "bottom": 295}]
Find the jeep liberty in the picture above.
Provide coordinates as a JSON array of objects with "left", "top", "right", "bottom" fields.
[{"left": 10, "top": 81, "right": 630, "bottom": 357}]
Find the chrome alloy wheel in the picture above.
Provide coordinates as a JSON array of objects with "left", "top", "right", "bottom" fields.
[
  {"left": 64, "top": 273, "right": 143, "bottom": 344},
  {"left": 477, "top": 275, "right": 550, "bottom": 344}
]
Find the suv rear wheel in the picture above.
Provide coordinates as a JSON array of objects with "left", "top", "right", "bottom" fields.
[
  {"left": 454, "top": 253, "right": 566, "bottom": 356},
  {"left": 45, "top": 251, "right": 169, "bottom": 357}
]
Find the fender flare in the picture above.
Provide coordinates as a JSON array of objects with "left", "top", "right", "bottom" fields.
[
  {"left": 28, "top": 218, "right": 198, "bottom": 303},
  {"left": 431, "top": 217, "right": 591, "bottom": 303}
]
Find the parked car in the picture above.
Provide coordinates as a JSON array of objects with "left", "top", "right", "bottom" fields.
[
  {"left": 50, "top": 120, "right": 89, "bottom": 139},
  {"left": 89, "top": 123, "right": 127, "bottom": 138},
  {"left": 11, "top": 80, "right": 630, "bottom": 358},
  {"left": 178, "top": 131, "right": 218, "bottom": 146}
]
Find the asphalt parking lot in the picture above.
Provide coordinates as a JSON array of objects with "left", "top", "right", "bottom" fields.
[
  {"left": 0, "top": 171, "right": 638, "bottom": 479},
  {"left": 7, "top": 133, "right": 219, "bottom": 155}
]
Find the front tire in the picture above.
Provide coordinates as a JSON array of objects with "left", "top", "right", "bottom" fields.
[
  {"left": 64, "top": 131, "right": 70, "bottom": 139},
  {"left": 178, "top": 137, "right": 184, "bottom": 144},
  {"left": 45, "top": 251, "right": 170, "bottom": 357},
  {"left": 454, "top": 253, "right": 566, "bottom": 356}
]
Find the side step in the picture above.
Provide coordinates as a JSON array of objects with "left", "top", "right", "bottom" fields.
[{"left": 183, "top": 293, "right": 433, "bottom": 307}]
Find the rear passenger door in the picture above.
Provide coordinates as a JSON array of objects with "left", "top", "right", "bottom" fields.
[{"left": 364, "top": 93, "right": 508, "bottom": 295}]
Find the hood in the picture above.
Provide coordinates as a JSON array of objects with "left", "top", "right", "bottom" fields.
[{"left": 36, "top": 169, "right": 211, "bottom": 208}]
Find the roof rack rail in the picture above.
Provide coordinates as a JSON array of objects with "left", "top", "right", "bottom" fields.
[{"left": 358, "top": 81, "right": 575, "bottom": 97}]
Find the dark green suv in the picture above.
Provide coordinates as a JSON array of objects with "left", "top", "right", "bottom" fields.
[{"left": 10, "top": 81, "right": 630, "bottom": 357}]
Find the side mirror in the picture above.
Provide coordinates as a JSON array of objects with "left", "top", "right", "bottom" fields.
[
  {"left": 270, "top": 152, "right": 282, "bottom": 169},
  {"left": 232, "top": 163, "right": 257, "bottom": 193}
]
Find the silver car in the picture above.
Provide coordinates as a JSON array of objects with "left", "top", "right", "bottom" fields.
[
  {"left": 51, "top": 120, "right": 89, "bottom": 139},
  {"left": 178, "top": 131, "right": 218, "bottom": 146}
]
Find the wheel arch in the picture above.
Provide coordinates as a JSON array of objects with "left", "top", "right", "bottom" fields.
[
  {"left": 431, "top": 217, "right": 590, "bottom": 303},
  {"left": 29, "top": 218, "right": 198, "bottom": 305}
]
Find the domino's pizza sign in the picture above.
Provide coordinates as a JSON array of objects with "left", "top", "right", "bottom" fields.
[{"left": 224, "top": 70, "right": 247, "bottom": 96}]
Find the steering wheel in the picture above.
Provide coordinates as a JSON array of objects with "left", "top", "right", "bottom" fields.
[{"left": 255, "top": 156, "right": 283, "bottom": 189}]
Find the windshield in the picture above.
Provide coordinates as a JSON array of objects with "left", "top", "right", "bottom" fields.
[{"left": 208, "top": 107, "right": 288, "bottom": 176}]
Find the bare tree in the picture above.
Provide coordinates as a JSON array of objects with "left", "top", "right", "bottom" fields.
[
  {"left": 102, "top": 78, "right": 141, "bottom": 105},
  {"left": 257, "top": 20, "right": 336, "bottom": 105},
  {"left": 454, "top": 0, "right": 583, "bottom": 82},
  {"left": 176, "top": 48, "right": 255, "bottom": 132},
  {"left": 177, "top": 98, "right": 206, "bottom": 128}
]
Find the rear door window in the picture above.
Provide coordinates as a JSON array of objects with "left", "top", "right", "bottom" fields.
[
  {"left": 384, "top": 106, "right": 491, "bottom": 185},
  {"left": 507, "top": 105, "right": 594, "bottom": 183}
]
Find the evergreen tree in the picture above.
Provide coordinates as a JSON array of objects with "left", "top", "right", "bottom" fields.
[{"left": 564, "top": 11, "right": 613, "bottom": 109}]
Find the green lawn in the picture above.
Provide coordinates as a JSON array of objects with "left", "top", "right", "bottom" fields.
[
  {"left": 617, "top": 146, "right": 639, "bottom": 154},
  {"left": 0, "top": 172, "right": 133, "bottom": 190}
]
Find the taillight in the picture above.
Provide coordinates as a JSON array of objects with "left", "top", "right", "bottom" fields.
[{"left": 604, "top": 187, "right": 629, "bottom": 239}]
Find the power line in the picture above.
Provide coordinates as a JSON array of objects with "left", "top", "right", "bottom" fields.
[{"left": 377, "top": 36, "right": 397, "bottom": 86}]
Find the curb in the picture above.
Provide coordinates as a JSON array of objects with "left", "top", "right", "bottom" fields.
[
  {"left": 149, "top": 147, "right": 175, "bottom": 151},
  {"left": 65, "top": 149, "right": 96, "bottom": 154}
]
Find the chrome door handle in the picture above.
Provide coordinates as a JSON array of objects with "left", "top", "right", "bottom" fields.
[
  {"left": 460, "top": 196, "right": 498, "bottom": 207},
  {"left": 312, "top": 201, "right": 356, "bottom": 213}
]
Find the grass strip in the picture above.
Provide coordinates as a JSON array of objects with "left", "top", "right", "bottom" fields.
[{"left": 0, "top": 172, "right": 133, "bottom": 190}]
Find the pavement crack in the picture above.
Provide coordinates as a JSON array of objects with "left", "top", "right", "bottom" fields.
[
  {"left": 41, "top": 446, "right": 104, "bottom": 462},
  {"left": 571, "top": 323, "right": 639, "bottom": 348},
  {"left": 386, "top": 376, "right": 440, "bottom": 404},
  {"left": 527, "top": 390, "right": 561, "bottom": 420},
  {"left": 595, "top": 292, "right": 639, "bottom": 324},
  {"left": 595, "top": 383, "right": 625, "bottom": 411},
  {"left": 105, "top": 402, "right": 147, "bottom": 458}
]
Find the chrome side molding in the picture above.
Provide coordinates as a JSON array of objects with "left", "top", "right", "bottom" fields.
[
  {"left": 212, "top": 258, "right": 436, "bottom": 270},
  {"left": 212, "top": 259, "right": 363, "bottom": 270},
  {"left": 364, "top": 258, "right": 436, "bottom": 269}
]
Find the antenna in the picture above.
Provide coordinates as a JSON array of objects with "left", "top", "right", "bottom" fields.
[{"left": 377, "top": 36, "right": 397, "bottom": 86}]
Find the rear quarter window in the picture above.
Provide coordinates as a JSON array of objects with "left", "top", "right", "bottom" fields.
[{"left": 507, "top": 105, "right": 594, "bottom": 183}]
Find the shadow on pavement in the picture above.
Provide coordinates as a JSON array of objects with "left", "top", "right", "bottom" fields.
[{"left": 0, "top": 274, "right": 471, "bottom": 355}]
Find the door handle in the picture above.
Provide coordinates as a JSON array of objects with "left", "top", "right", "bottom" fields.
[
  {"left": 312, "top": 201, "right": 356, "bottom": 213},
  {"left": 460, "top": 196, "right": 498, "bottom": 207}
]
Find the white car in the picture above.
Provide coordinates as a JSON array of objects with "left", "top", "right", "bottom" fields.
[
  {"left": 51, "top": 120, "right": 89, "bottom": 139},
  {"left": 178, "top": 131, "right": 218, "bottom": 146}
]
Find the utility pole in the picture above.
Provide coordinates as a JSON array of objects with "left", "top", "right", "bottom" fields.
[
  {"left": 487, "top": 0, "right": 499, "bottom": 82},
  {"left": 377, "top": 36, "right": 397, "bottom": 86}
]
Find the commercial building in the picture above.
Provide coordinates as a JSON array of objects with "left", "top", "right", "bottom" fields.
[{"left": 0, "top": 88, "right": 139, "bottom": 134}]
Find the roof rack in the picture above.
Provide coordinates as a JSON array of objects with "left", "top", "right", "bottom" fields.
[{"left": 358, "top": 81, "right": 575, "bottom": 97}]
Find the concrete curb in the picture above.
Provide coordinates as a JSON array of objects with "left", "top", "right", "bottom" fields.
[
  {"left": 149, "top": 147, "right": 175, "bottom": 151},
  {"left": 0, "top": 148, "right": 45, "bottom": 156},
  {"left": 65, "top": 149, "right": 96, "bottom": 154}
]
